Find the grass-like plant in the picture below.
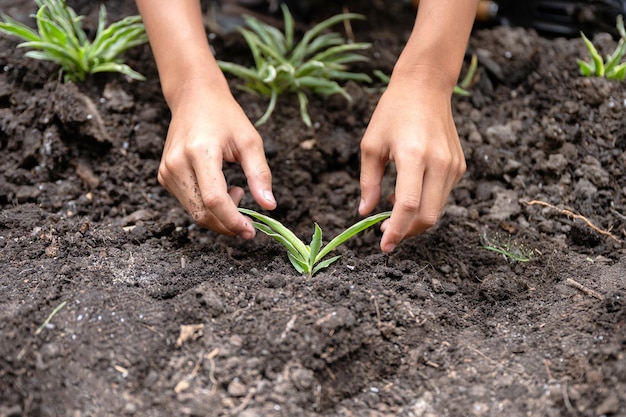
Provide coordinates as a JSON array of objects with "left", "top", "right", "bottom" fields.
[
  {"left": 577, "top": 15, "right": 626, "bottom": 80},
  {"left": 480, "top": 231, "right": 534, "bottom": 263},
  {"left": 0, "top": 0, "right": 148, "bottom": 82},
  {"left": 217, "top": 4, "right": 372, "bottom": 127},
  {"left": 239, "top": 208, "right": 391, "bottom": 276}
]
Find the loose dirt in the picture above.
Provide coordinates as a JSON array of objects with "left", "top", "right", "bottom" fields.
[{"left": 1, "top": 1, "right": 624, "bottom": 416}]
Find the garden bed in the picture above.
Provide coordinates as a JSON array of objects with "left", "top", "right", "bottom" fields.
[{"left": 1, "top": 1, "right": 625, "bottom": 416}]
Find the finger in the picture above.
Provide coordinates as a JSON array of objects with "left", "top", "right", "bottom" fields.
[
  {"left": 238, "top": 136, "right": 276, "bottom": 210},
  {"left": 359, "top": 137, "right": 386, "bottom": 216},
  {"left": 191, "top": 152, "right": 254, "bottom": 238},
  {"left": 380, "top": 155, "right": 426, "bottom": 252},
  {"left": 228, "top": 186, "right": 245, "bottom": 207}
]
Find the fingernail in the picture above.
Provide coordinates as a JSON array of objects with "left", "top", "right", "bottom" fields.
[
  {"left": 264, "top": 190, "right": 276, "bottom": 204},
  {"left": 358, "top": 199, "right": 365, "bottom": 212},
  {"left": 240, "top": 230, "right": 254, "bottom": 240},
  {"left": 382, "top": 242, "right": 396, "bottom": 253}
]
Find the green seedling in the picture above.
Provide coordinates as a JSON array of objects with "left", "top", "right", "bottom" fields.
[
  {"left": 371, "top": 54, "right": 478, "bottom": 95},
  {"left": 239, "top": 208, "right": 391, "bottom": 276},
  {"left": 0, "top": 0, "right": 148, "bottom": 82},
  {"left": 480, "top": 231, "right": 534, "bottom": 263},
  {"left": 577, "top": 15, "right": 626, "bottom": 80},
  {"left": 218, "top": 4, "right": 371, "bottom": 127}
]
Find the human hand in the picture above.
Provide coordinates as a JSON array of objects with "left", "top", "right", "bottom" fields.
[
  {"left": 158, "top": 78, "right": 276, "bottom": 239},
  {"left": 358, "top": 72, "right": 466, "bottom": 252}
]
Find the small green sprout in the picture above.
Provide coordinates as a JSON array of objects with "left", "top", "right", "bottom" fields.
[
  {"left": 371, "top": 54, "right": 479, "bottom": 95},
  {"left": 454, "top": 54, "right": 479, "bottom": 96},
  {"left": 577, "top": 15, "right": 626, "bottom": 80},
  {"left": 239, "top": 208, "right": 391, "bottom": 276},
  {"left": 480, "top": 231, "right": 534, "bottom": 263},
  {"left": 0, "top": 0, "right": 148, "bottom": 82},
  {"left": 218, "top": 4, "right": 372, "bottom": 127}
]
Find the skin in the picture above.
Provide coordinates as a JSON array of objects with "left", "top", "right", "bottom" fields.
[{"left": 135, "top": 0, "right": 478, "bottom": 251}]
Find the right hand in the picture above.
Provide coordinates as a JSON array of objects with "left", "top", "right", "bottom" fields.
[{"left": 158, "top": 78, "right": 276, "bottom": 239}]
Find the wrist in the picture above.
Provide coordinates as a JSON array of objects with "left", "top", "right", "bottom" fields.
[{"left": 162, "top": 68, "right": 231, "bottom": 113}]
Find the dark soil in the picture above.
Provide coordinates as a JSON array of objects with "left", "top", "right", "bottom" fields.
[{"left": 1, "top": 1, "right": 625, "bottom": 416}]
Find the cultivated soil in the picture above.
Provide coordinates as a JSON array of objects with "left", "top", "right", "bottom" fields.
[{"left": 1, "top": 1, "right": 625, "bottom": 416}]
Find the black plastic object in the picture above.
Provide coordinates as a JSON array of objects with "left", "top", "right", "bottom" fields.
[{"left": 484, "top": 0, "right": 626, "bottom": 38}]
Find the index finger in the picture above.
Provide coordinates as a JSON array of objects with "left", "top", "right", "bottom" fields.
[
  {"left": 380, "top": 155, "right": 425, "bottom": 252},
  {"left": 191, "top": 150, "right": 253, "bottom": 237}
]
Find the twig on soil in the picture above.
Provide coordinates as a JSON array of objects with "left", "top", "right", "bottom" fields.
[
  {"left": 280, "top": 314, "right": 297, "bottom": 341},
  {"left": 35, "top": 300, "right": 67, "bottom": 335},
  {"left": 205, "top": 348, "right": 219, "bottom": 395},
  {"left": 371, "top": 294, "right": 382, "bottom": 329},
  {"left": 230, "top": 390, "right": 255, "bottom": 415},
  {"left": 526, "top": 200, "right": 622, "bottom": 243},
  {"left": 469, "top": 347, "right": 525, "bottom": 375},
  {"left": 565, "top": 278, "right": 605, "bottom": 300},
  {"left": 174, "top": 351, "right": 203, "bottom": 394}
]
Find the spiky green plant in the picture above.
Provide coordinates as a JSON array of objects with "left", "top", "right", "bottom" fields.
[
  {"left": 239, "top": 208, "right": 391, "bottom": 276},
  {"left": 0, "top": 0, "right": 148, "bottom": 82},
  {"left": 577, "top": 15, "right": 626, "bottom": 80},
  {"left": 218, "top": 4, "right": 372, "bottom": 127}
]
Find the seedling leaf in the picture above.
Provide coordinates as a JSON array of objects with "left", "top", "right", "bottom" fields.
[{"left": 239, "top": 208, "right": 391, "bottom": 276}]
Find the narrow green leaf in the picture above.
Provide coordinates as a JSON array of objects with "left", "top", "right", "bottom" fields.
[
  {"left": 243, "top": 15, "right": 286, "bottom": 55},
  {"left": 300, "top": 32, "right": 345, "bottom": 58},
  {"left": 292, "top": 13, "right": 364, "bottom": 62},
  {"left": 458, "top": 54, "right": 478, "bottom": 89},
  {"left": 249, "top": 221, "right": 308, "bottom": 265},
  {"left": 604, "top": 38, "right": 626, "bottom": 73},
  {"left": 255, "top": 89, "right": 278, "bottom": 126},
  {"left": 296, "top": 91, "right": 311, "bottom": 127},
  {"left": 238, "top": 208, "right": 310, "bottom": 260},
  {"left": 312, "top": 255, "right": 342, "bottom": 274},
  {"left": 315, "top": 211, "right": 391, "bottom": 263},
  {"left": 581, "top": 32, "right": 604, "bottom": 76},
  {"left": 19, "top": 40, "right": 80, "bottom": 65},
  {"left": 0, "top": 15, "right": 41, "bottom": 42},
  {"left": 281, "top": 3, "right": 295, "bottom": 51},
  {"left": 608, "top": 62, "right": 626, "bottom": 80},
  {"left": 577, "top": 59, "right": 594, "bottom": 77},
  {"left": 453, "top": 86, "right": 471, "bottom": 96},
  {"left": 218, "top": 60, "right": 263, "bottom": 80},
  {"left": 288, "top": 252, "right": 308, "bottom": 274},
  {"left": 90, "top": 62, "right": 145, "bottom": 80},
  {"left": 309, "top": 42, "right": 370, "bottom": 63},
  {"left": 308, "top": 224, "right": 323, "bottom": 271}
]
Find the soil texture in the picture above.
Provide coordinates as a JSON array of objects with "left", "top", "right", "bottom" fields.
[{"left": 0, "top": 1, "right": 625, "bottom": 416}]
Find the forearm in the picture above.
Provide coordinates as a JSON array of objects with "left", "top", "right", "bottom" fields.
[
  {"left": 394, "top": 0, "right": 478, "bottom": 92},
  {"left": 135, "top": 0, "right": 229, "bottom": 108}
]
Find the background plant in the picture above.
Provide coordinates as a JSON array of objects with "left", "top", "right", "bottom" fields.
[
  {"left": 577, "top": 14, "right": 626, "bottom": 80},
  {"left": 0, "top": 0, "right": 148, "bottom": 82},
  {"left": 218, "top": 4, "right": 372, "bottom": 127},
  {"left": 239, "top": 208, "right": 391, "bottom": 276}
]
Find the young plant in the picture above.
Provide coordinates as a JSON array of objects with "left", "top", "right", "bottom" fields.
[
  {"left": 217, "top": 4, "right": 372, "bottom": 127},
  {"left": 577, "top": 15, "right": 626, "bottom": 80},
  {"left": 480, "top": 231, "right": 534, "bottom": 263},
  {"left": 239, "top": 208, "right": 391, "bottom": 276},
  {"left": 0, "top": 0, "right": 148, "bottom": 82}
]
